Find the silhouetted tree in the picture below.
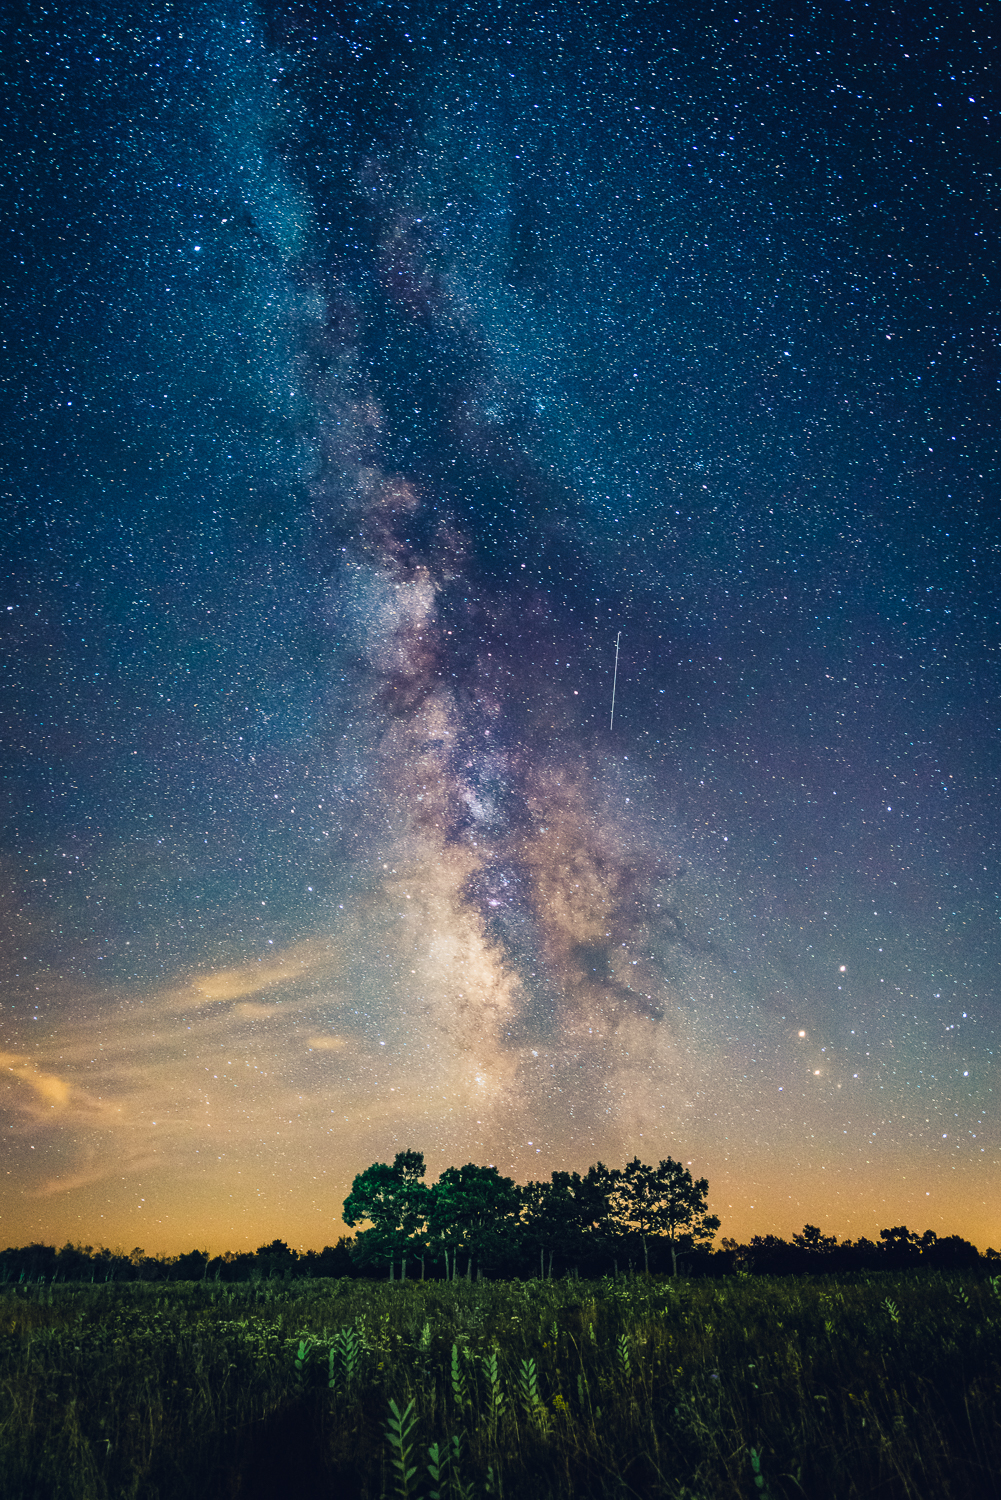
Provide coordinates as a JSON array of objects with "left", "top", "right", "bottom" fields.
[
  {"left": 174, "top": 1249, "right": 211, "bottom": 1281},
  {"left": 429, "top": 1163, "right": 520, "bottom": 1279},
  {"left": 520, "top": 1171, "right": 596, "bottom": 1278},
  {"left": 577, "top": 1162, "right": 622, "bottom": 1272},
  {"left": 342, "top": 1149, "right": 430, "bottom": 1279},
  {"left": 924, "top": 1233, "right": 981, "bottom": 1270},
  {"left": 878, "top": 1226, "right": 922, "bottom": 1268},
  {"left": 610, "top": 1159, "right": 666, "bottom": 1275},
  {"left": 613, "top": 1157, "right": 720, "bottom": 1275},
  {"left": 302, "top": 1238, "right": 356, "bottom": 1277},
  {"left": 793, "top": 1224, "right": 838, "bottom": 1254}
]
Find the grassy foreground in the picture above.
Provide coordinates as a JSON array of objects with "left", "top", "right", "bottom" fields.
[{"left": 1, "top": 1272, "right": 999, "bottom": 1499}]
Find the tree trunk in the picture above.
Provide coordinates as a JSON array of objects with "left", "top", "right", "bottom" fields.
[
  {"left": 643, "top": 1236, "right": 649, "bottom": 1277},
  {"left": 670, "top": 1242, "right": 677, "bottom": 1277},
  {"left": 547, "top": 1249, "right": 553, "bottom": 1280},
  {"left": 389, "top": 1255, "right": 395, "bottom": 1282},
  {"left": 401, "top": 1256, "right": 407, "bottom": 1282},
  {"left": 466, "top": 1254, "right": 473, "bottom": 1280},
  {"left": 540, "top": 1246, "right": 544, "bottom": 1281}
]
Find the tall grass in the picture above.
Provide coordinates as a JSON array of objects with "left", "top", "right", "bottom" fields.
[{"left": 1, "top": 1271, "right": 999, "bottom": 1497}]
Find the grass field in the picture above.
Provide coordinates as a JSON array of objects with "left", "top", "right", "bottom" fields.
[{"left": 1, "top": 1271, "right": 999, "bottom": 1499}]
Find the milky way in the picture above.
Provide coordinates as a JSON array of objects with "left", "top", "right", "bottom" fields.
[{"left": 2, "top": 1, "right": 999, "bottom": 1253}]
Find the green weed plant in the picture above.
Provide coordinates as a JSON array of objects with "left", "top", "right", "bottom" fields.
[{"left": 0, "top": 1270, "right": 999, "bottom": 1497}]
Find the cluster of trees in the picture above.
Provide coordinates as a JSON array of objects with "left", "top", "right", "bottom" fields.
[{"left": 342, "top": 1152, "right": 720, "bottom": 1279}]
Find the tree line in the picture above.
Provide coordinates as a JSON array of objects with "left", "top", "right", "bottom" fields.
[
  {"left": 2, "top": 1150, "right": 995, "bottom": 1283},
  {"left": 1, "top": 1224, "right": 992, "bottom": 1286},
  {"left": 0, "top": 1239, "right": 356, "bottom": 1285}
]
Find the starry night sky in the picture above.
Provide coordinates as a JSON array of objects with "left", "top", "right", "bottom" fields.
[{"left": 2, "top": 0, "right": 999, "bottom": 1255}]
